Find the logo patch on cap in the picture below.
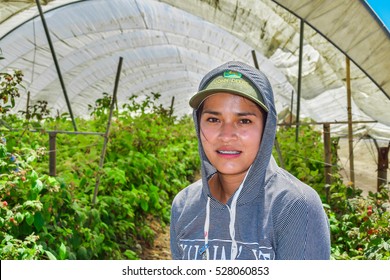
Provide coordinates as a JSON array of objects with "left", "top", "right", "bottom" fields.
[
  {"left": 189, "top": 68, "right": 269, "bottom": 112},
  {"left": 223, "top": 70, "right": 242, "bottom": 79}
]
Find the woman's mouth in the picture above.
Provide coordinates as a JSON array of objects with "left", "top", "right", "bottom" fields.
[{"left": 217, "top": 150, "right": 241, "bottom": 155}]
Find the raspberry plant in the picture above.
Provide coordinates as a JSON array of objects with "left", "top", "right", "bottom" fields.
[{"left": 1, "top": 68, "right": 389, "bottom": 260}]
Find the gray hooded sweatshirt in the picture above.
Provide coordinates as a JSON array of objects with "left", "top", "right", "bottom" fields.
[{"left": 170, "top": 61, "right": 331, "bottom": 260}]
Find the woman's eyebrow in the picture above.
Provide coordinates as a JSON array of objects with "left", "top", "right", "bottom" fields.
[
  {"left": 202, "top": 110, "right": 258, "bottom": 117},
  {"left": 237, "top": 112, "right": 258, "bottom": 117},
  {"left": 202, "top": 110, "right": 221, "bottom": 115}
]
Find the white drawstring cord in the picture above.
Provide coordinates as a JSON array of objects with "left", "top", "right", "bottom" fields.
[
  {"left": 227, "top": 182, "right": 244, "bottom": 259},
  {"left": 199, "top": 197, "right": 211, "bottom": 260},
  {"left": 202, "top": 167, "right": 251, "bottom": 260},
  {"left": 203, "top": 197, "right": 211, "bottom": 260}
]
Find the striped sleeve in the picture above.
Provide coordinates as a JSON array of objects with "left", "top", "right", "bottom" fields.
[{"left": 273, "top": 184, "right": 331, "bottom": 260}]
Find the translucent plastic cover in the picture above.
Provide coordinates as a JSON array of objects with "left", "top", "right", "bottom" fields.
[{"left": 1, "top": 0, "right": 389, "bottom": 139}]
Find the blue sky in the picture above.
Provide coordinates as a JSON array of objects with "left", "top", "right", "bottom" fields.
[{"left": 365, "top": 0, "right": 390, "bottom": 29}]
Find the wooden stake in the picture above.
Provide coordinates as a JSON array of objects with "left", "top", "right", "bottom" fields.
[
  {"left": 323, "top": 123, "right": 332, "bottom": 185},
  {"left": 346, "top": 57, "right": 355, "bottom": 186},
  {"left": 377, "top": 146, "right": 389, "bottom": 191},
  {"left": 373, "top": 140, "right": 389, "bottom": 192}
]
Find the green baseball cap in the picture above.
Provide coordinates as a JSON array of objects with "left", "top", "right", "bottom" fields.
[{"left": 189, "top": 70, "right": 268, "bottom": 112}]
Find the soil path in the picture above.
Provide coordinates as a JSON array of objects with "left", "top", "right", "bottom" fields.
[
  {"left": 337, "top": 138, "right": 388, "bottom": 195},
  {"left": 140, "top": 220, "right": 171, "bottom": 260}
]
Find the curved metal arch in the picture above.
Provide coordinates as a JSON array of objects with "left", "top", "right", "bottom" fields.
[{"left": 271, "top": 0, "right": 390, "bottom": 101}]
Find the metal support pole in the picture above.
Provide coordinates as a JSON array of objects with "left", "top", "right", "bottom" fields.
[
  {"left": 289, "top": 90, "right": 294, "bottom": 126},
  {"left": 35, "top": 0, "right": 77, "bottom": 131},
  {"left": 26, "top": 91, "right": 30, "bottom": 118},
  {"left": 92, "top": 57, "right": 123, "bottom": 206},
  {"left": 295, "top": 19, "right": 304, "bottom": 142},
  {"left": 49, "top": 132, "right": 57, "bottom": 176},
  {"left": 169, "top": 96, "right": 175, "bottom": 119},
  {"left": 323, "top": 123, "right": 332, "bottom": 185},
  {"left": 346, "top": 57, "right": 355, "bottom": 186},
  {"left": 274, "top": 136, "right": 285, "bottom": 169},
  {"left": 251, "top": 50, "right": 260, "bottom": 70}
]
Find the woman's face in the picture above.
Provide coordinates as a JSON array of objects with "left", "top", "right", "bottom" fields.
[{"left": 199, "top": 92, "right": 265, "bottom": 178}]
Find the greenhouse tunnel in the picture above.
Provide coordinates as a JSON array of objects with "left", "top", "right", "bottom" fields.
[{"left": 1, "top": 0, "right": 389, "bottom": 191}]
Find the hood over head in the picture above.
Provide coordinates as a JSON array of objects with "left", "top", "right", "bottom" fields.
[{"left": 191, "top": 61, "right": 277, "bottom": 205}]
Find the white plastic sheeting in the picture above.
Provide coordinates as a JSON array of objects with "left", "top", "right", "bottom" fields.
[
  {"left": 0, "top": 0, "right": 291, "bottom": 117},
  {"left": 273, "top": 0, "right": 390, "bottom": 100},
  {"left": 0, "top": 0, "right": 389, "bottom": 139}
]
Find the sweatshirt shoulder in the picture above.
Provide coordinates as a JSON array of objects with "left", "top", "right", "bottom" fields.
[
  {"left": 265, "top": 163, "right": 323, "bottom": 208},
  {"left": 171, "top": 179, "right": 204, "bottom": 212},
  {"left": 265, "top": 165, "right": 330, "bottom": 259}
]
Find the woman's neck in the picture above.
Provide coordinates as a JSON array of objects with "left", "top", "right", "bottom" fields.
[{"left": 209, "top": 173, "right": 246, "bottom": 204}]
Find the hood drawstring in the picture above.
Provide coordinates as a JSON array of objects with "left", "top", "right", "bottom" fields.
[
  {"left": 202, "top": 168, "right": 251, "bottom": 260},
  {"left": 201, "top": 197, "right": 210, "bottom": 260}
]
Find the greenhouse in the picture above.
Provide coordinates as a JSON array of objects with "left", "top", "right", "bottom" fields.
[
  {"left": 1, "top": 0, "right": 389, "bottom": 262},
  {"left": 1, "top": 0, "right": 390, "bottom": 132}
]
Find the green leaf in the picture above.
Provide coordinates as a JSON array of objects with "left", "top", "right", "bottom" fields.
[
  {"left": 29, "top": 170, "right": 38, "bottom": 181},
  {"left": 32, "top": 179, "right": 43, "bottom": 193},
  {"left": 79, "top": 177, "right": 87, "bottom": 188},
  {"left": 91, "top": 209, "right": 100, "bottom": 221},
  {"left": 77, "top": 246, "right": 88, "bottom": 260},
  {"left": 25, "top": 212, "right": 34, "bottom": 225},
  {"left": 47, "top": 176, "right": 58, "bottom": 186},
  {"left": 330, "top": 224, "right": 340, "bottom": 233},
  {"left": 140, "top": 200, "right": 149, "bottom": 212},
  {"left": 45, "top": 250, "right": 57, "bottom": 260},
  {"left": 15, "top": 212, "right": 24, "bottom": 223},
  {"left": 322, "top": 203, "right": 330, "bottom": 209},
  {"left": 383, "top": 242, "right": 390, "bottom": 252},
  {"left": 33, "top": 212, "right": 44, "bottom": 231},
  {"left": 58, "top": 243, "right": 67, "bottom": 260}
]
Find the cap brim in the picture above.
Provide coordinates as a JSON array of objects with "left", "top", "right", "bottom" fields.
[{"left": 189, "top": 89, "right": 269, "bottom": 112}]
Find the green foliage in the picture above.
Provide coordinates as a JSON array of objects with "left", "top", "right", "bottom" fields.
[
  {"left": 0, "top": 70, "right": 23, "bottom": 115},
  {"left": 1, "top": 89, "right": 199, "bottom": 259},
  {"left": 274, "top": 125, "right": 390, "bottom": 260},
  {"left": 0, "top": 138, "right": 61, "bottom": 259},
  {"left": 88, "top": 92, "right": 112, "bottom": 118},
  {"left": 274, "top": 125, "right": 329, "bottom": 200},
  {"left": 19, "top": 100, "right": 51, "bottom": 121},
  {"left": 328, "top": 176, "right": 390, "bottom": 260},
  {"left": 2, "top": 69, "right": 389, "bottom": 260}
]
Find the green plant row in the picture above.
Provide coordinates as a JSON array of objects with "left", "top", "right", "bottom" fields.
[
  {"left": 273, "top": 125, "right": 390, "bottom": 260},
  {"left": 1, "top": 69, "right": 389, "bottom": 260},
  {"left": 1, "top": 84, "right": 199, "bottom": 259}
]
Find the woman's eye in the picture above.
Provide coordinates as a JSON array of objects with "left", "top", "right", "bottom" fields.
[
  {"left": 206, "top": 117, "right": 219, "bottom": 123},
  {"left": 240, "top": 119, "right": 252, "bottom": 124}
]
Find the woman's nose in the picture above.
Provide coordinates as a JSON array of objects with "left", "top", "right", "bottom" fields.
[{"left": 218, "top": 122, "right": 238, "bottom": 141}]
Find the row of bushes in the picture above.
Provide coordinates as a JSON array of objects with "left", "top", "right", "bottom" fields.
[
  {"left": 274, "top": 125, "right": 390, "bottom": 259},
  {"left": 1, "top": 69, "right": 389, "bottom": 259},
  {"left": 1, "top": 85, "right": 199, "bottom": 259}
]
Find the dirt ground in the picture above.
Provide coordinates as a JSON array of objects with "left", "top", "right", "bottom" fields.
[
  {"left": 139, "top": 219, "right": 171, "bottom": 260},
  {"left": 337, "top": 138, "right": 389, "bottom": 195}
]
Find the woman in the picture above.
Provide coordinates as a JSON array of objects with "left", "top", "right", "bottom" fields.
[{"left": 170, "top": 61, "right": 330, "bottom": 260}]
